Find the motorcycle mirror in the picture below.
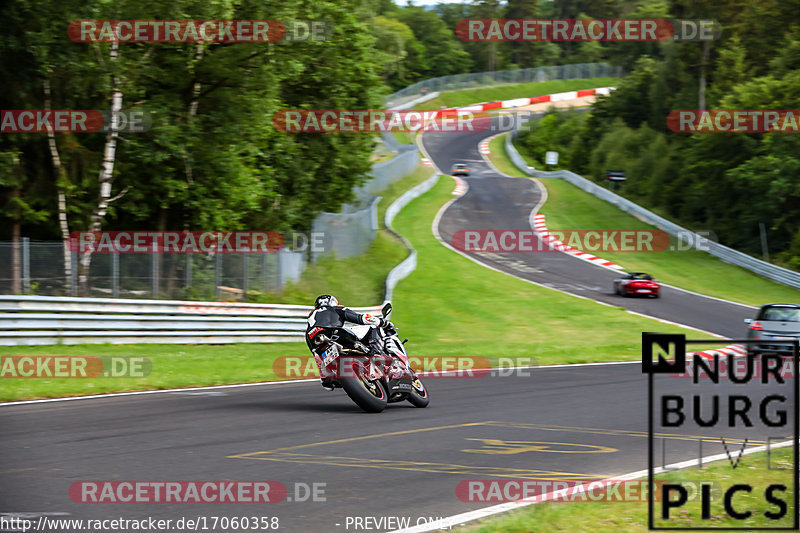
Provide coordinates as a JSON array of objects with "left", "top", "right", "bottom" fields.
[{"left": 381, "top": 302, "right": 392, "bottom": 317}]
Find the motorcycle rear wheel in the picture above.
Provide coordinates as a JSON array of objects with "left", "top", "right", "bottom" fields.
[{"left": 339, "top": 357, "right": 388, "bottom": 413}]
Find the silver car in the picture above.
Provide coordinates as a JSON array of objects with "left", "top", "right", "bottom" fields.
[{"left": 744, "top": 303, "right": 800, "bottom": 355}]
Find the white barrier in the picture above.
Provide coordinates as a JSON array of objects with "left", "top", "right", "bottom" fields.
[
  {"left": 0, "top": 295, "right": 382, "bottom": 346},
  {"left": 384, "top": 171, "right": 440, "bottom": 301}
]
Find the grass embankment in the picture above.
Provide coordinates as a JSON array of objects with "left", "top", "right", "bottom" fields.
[
  {"left": 457, "top": 447, "right": 796, "bottom": 532},
  {"left": 392, "top": 131, "right": 414, "bottom": 145},
  {"left": 0, "top": 175, "right": 708, "bottom": 401},
  {"left": 250, "top": 162, "right": 434, "bottom": 306},
  {"left": 486, "top": 133, "right": 800, "bottom": 308},
  {"left": 487, "top": 134, "right": 529, "bottom": 177},
  {"left": 415, "top": 78, "right": 618, "bottom": 110}
]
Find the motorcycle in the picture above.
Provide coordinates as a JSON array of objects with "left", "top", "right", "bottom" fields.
[{"left": 307, "top": 302, "right": 429, "bottom": 413}]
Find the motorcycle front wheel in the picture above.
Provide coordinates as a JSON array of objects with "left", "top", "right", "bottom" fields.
[
  {"left": 407, "top": 377, "right": 430, "bottom": 408},
  {"left": 339, "top": 357, "right": 388, "bottom": 413}
]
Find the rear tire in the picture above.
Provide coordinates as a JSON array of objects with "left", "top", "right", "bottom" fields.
[
  {"left": 339, "top": 358, "right": 388, "bottom": 413},
  {"left": 407, "top": 377, "right": 430, "bottom": 408}
]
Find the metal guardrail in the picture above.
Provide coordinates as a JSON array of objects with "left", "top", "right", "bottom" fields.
[
  {"left": 0, "top": 295, "right": 383, "bottom": 346},
  {"left": 504, "top": 124, "right": 800, "bottom": 289},
  {"left": 384, "top": 171, "right": 440, "bottom": 301},
  {"left": 506, "top": 128, "right": 535, "bottom": 175}
]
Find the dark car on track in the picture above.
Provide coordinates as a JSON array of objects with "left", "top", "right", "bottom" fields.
[
  {"left": 744, "top": 303, "right": 800, "bottom": 356},
  {"left": 613, "top": 272, "right": 660, "bottom": 298},
  {"left": 451, "top": 163, "right": 470, "bottom": 176}
]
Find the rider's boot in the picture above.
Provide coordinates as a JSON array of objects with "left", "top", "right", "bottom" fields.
[{"left": 320, "top": 377, "right": 335, "bottom": 391}]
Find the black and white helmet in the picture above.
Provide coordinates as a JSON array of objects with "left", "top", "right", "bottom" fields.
[{"left": 314, "top": 294, "right": 339, "bottom": 309}]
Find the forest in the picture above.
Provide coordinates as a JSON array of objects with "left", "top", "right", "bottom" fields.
[{"left": 2, "top": 0, "right": 798, "bottom": 269}]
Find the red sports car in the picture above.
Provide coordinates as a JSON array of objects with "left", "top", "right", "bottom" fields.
[{"left": 613, "top": 272, "right": 660, "bottom": 298}]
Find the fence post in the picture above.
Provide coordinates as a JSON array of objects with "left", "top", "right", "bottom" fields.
[
  {"left": 22, "top": 237, "right": 30, "bottom": 294},
  {"left": 276, "top": 250, "right": 283, "bottom": 290},
  {"left": 112, "top": 252, "right": 119, "bottom": 297},
  {"left": 268, "top": 251, "right": 280, "bottom": 292},
  {"left": 71, "top": 251, "right": 78, "bottom": 296},
  {"left": 151, "top": 251, "right": 159, "bottom": 298},
  {"left": 185, "top": 254, "right": 192, "bottom": 291},
  {"left": 214, "top": 252, "right": 221, "bottom": 299},
  {"left": 242, "top": 254, "right": 249, "bottom": 300}
]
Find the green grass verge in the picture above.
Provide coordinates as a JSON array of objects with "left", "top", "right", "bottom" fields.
[
  {"left": 457, "top": 447, "right": 795, "bottom": 532},
  {"left": 485, "top": 132, "right": 800, "bottom": 307},
  {"left": 416, "top": 78, "right": 619, "bottom": 111},
  {"left": 487, "top": 133, "right": 528, "bottom": 177},
  {"left": 0, "top": 343, "right": 307, "bottom": 402},
  {"left": 392, "top": 131, "right": 414, "bottom": 145}
]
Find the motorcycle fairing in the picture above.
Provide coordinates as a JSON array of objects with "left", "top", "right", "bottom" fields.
[{"left": 344, "top": 324, "right": 372, "bottom": 340}]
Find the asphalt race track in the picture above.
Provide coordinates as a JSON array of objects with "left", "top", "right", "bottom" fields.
[
  {"left": 424, "top": 117, "right": 755, "bottom": 338},
  {"left": 2, "top": 365, "right": 793, "bottom": 532},
  {"left": 1, "top": 120, "right": 791, "bottom": 533}
]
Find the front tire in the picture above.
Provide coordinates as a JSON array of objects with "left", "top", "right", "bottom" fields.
[
  {"left": 407, "top": 377, "right": 430, "bottom": 408},
  {"left": 339, "top": 358, "right": 388, "bottom": 413}
]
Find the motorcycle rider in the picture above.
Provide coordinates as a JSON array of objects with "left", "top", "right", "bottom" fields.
[{"left": 306, "top": 295, "right": 393, "bottom": 390}]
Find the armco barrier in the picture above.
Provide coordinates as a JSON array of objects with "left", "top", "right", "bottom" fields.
[
  {"left": 0, "top": 295, "right": 382, "bottom": 346},
  {"left": 506, "top": 126, "right": 535, "bottom": 175},
  {"left": 384, "top": 171, "right": 440, "bottom": 301}
]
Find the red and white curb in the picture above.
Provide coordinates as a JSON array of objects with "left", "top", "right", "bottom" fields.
[
  {"left": 415, "top": 87, "right": 615, "bottom": 123},
  {"left": 453, "top": 87, "right": 614, "bottom": 114},
  {"left": 479, "top": 139, "right": 490, "bottom": 155},
  {"left": 452, "top": 176, "right": 467, "bottom": 196},
  {"left": 422, "top": 158, "right": 433, "bottom": 167},
  {"left": 532, "top": 213, "right": 625, "bottom": 270}
]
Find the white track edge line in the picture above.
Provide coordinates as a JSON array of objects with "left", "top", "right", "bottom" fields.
[{"left": 1, "top": 359, "right": 646, "bottom": 408}]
